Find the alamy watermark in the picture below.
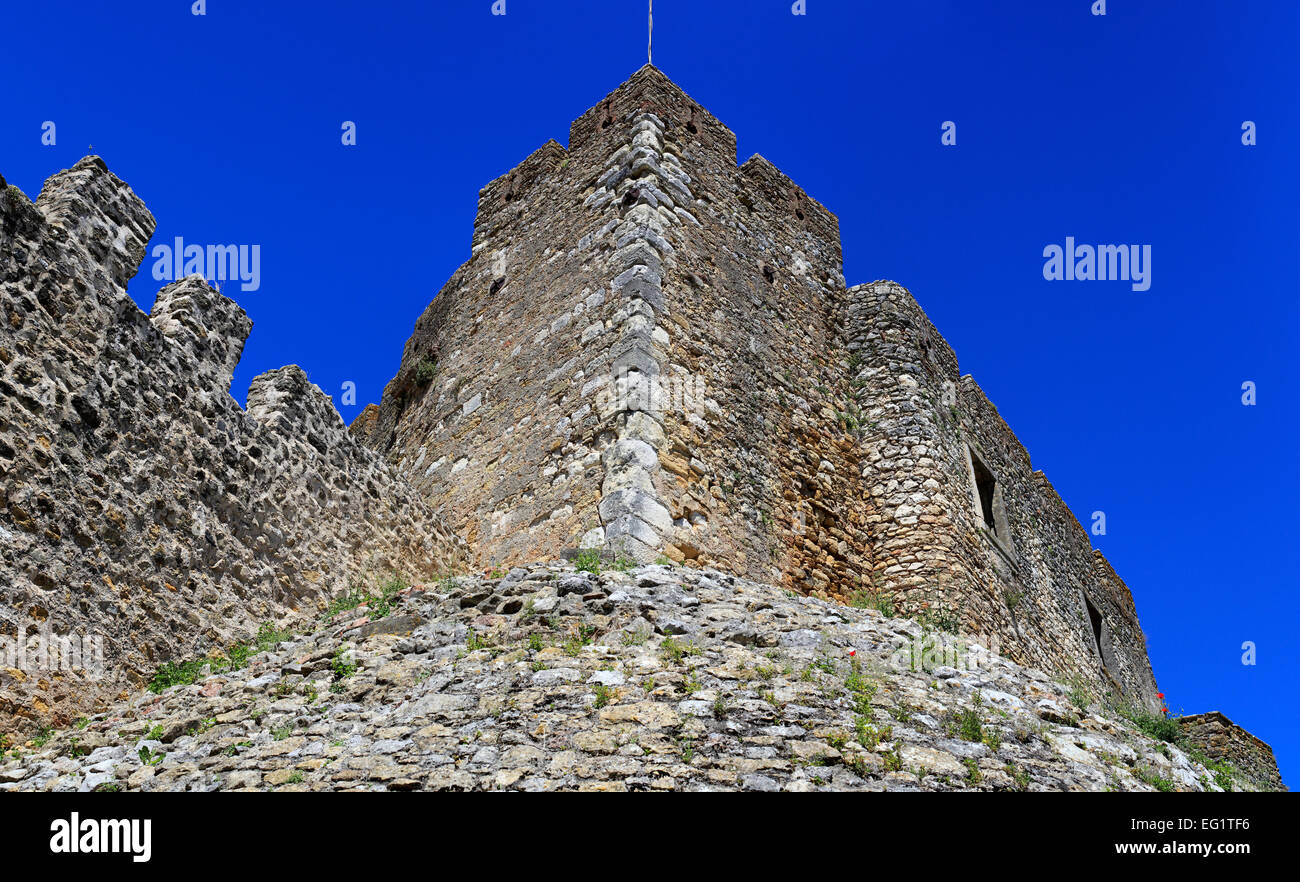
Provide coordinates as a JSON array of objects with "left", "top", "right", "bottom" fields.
[
  {"left": 594, "top": 365, "right": 707, "bottom": 420},
  {"left": 1042, "top": 237, "right": 1151, "bottom": 291},
  {"left": 1, "top": 624, "right": 105, "bottom": 678},
  {"left": 883, "top": 628, "right": 1008, "bottom": 675},
  {"left": 50, "top": 813, "right": 151, "bottom": 863},
  {"left": 151, "top": 237, "right": 261, "bottom": 293}
]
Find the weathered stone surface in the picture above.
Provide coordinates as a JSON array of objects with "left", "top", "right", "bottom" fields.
[
  {"left": 0, "top": 69, "right": 1277, "bottom": 791},
  {"left": 1178, "top": 712, "right": 1285, "bottom": 792},
  {"left": 0, "top": 159, "right": 467, "bottom": 736},
  {"left": 353, "top": 65, "right": 1158, "bottom": 714},
  {"left": 0, "top": 562, "right": 1263, "bottom": 792}
]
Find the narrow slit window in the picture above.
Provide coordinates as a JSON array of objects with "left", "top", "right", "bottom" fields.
[
  {"left": 1085, "top": 595, "right": 1104, "bottom": 659},
  {"left": 972, "top": 455, "right": 997, "bottom": 532},
  {"left": 967, "top": 446, "right": 1015, "bottom": 555}
]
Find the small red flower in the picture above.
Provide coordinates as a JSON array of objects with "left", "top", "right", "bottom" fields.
[
  {"left": 1157, "top": 692, "right": 1165, "bottom": 699},
  {"left": 849, "top": 650, "right": 856, "bottom": 657}
]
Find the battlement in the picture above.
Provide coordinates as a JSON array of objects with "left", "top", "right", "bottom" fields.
[
  {"left": 0, "top": 157, "right": 467, "bottom": 735},
  {"left": 149, "top": 276, "right": 253, "bottom": 390},
  {"left": 844, "top": 279, "right": 1157, "bottom": 707},
  {"left": 357, "top": 67, "right": 1161, "bottom": 712},
  {"left": 473, "top": 140, "right": 568, "bottom": 252},
  {"left": 372, "top": 56, "right": 1172, "bottom": 715},
  {"left": 246, "top": 365, "right": 374, "bottom": 463},
  {"left": 34, "top": 157, "right": 155, "bottom": 292},
  {"left": 468, "top": 66, "right": 842, "bottom": 270},
  {"left": 0, "top": 69, "right": 1278, "bottom": 781},
  {"left": 739, "top": 154, "right": 841, "bottom": 268}
]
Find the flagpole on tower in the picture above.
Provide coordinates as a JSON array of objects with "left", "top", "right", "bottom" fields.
[{"left": 649, "top": 0, "right": 654, "bottom": 66}]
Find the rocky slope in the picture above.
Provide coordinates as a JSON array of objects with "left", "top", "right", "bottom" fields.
[{"left": 0, "top": 561, "right": 1252, "bottom": 792}]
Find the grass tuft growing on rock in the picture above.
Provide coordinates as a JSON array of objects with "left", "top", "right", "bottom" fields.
[{"left": 148, "top": 622, "right": 294, "bottom": 693}]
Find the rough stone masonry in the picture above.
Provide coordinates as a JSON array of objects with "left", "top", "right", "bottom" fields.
[
  {"left": 0, "top": 70, "right": 1282, "bottom": 791},
  {"left": 0, "top": 160, "right": 466, "bottom": 736},
  {"left": 0, "top": 561, "right": 1275, "bottom": 792},
  {"left": 353, "top": 66, "right": 1159, "bottom": 716}
]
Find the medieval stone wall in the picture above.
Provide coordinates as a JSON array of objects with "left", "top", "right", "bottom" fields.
[
  {"left": 357, "top": 67, "right": 873, "bottom": 595},
  {"left": 845, "top": 281, "right": 1157, "bottom": 709},
  {"left": 1178, "top": 712, "right": 1286, "bottom": 792},
  {"left": 0, "top": 159, "right": 466, "bottom": 735},
  {"left": 357, "top": 66, "right": 1157, "bottom": 710},
  {"left": 0, "top": 74, "right": 1276, "bottom": 781},
  {"left": 0, "top": 559, "right": 1253, "bottom": 793}
]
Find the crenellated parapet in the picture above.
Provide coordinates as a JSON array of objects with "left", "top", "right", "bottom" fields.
[
  {"left": 0, "top": 157, "right": 467, "bottom": 736},
  {"left": 473, "top": 140, "right": 568, "bottom": 253},
  {"left": 570, "top": 65, "right": 737, "bottom": 177},
  {"left": 0, "top": 68, "right": 1268, "bottom": 758},
  {"left": 149, "top": 276, "right": 253, "bottom": 391},
  {"left": 738, "top": 154, "right": 841, "bottom": 270},
  {"left": 32, "top": 157, "right": 155, "bottom": 292}
]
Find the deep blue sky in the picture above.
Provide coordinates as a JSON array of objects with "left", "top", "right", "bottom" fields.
[{"left": 3, "top": 1, "right": 1296, "bottom": 786}]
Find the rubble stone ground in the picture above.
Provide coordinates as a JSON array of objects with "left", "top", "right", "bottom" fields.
[{"left": 0, "top": 561, "right": 1252, "bottom": 792}]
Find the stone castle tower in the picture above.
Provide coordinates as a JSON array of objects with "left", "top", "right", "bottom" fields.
[{"left": 352, "top": 66, "right": 1159, "bottom": 711}]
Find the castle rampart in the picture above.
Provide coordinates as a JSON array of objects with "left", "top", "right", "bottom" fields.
[
  {"left": 0, "top": 160, "right": 466, "bottom": 734},
  {"left": 845, "top": 279, "right": 1157, "bottom": 706},
  {"left": 0, "top": 66, "right": 1286, "bottom": 789}
]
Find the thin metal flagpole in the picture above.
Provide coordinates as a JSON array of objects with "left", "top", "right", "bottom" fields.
[{"left": 649, "top": 0, "right": 653, "bottom": 66}]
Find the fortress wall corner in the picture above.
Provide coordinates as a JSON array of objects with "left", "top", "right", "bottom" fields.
[
  {"left": 473, "top": 140, "right": 568, "bottom": 253},
  {"left": 569, "top": 66, "right": 738, "bottom": 179},
  {"left": 1178, "top": 712, "right": 1287, "bottom": 791},
  {"left": 845, "top": 281, "right": 971, "bottom": 611},
  {"left": 844, "top": 280, "right": 1158, "bottom": 705},
  {"left": 366, "top": 67, "right": 871, "bottom": 586},
  {"left": 354, "top": 70, "right": 1162, "bottom": 714}
]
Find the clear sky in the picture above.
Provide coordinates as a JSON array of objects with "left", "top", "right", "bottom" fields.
[{"left": 3, "top": 0, "right": 1296, "bottom": 786}]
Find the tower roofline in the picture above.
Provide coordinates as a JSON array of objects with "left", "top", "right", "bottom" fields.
[{"left": 568, "top": 65, "right": 737, "bottom": 163}]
